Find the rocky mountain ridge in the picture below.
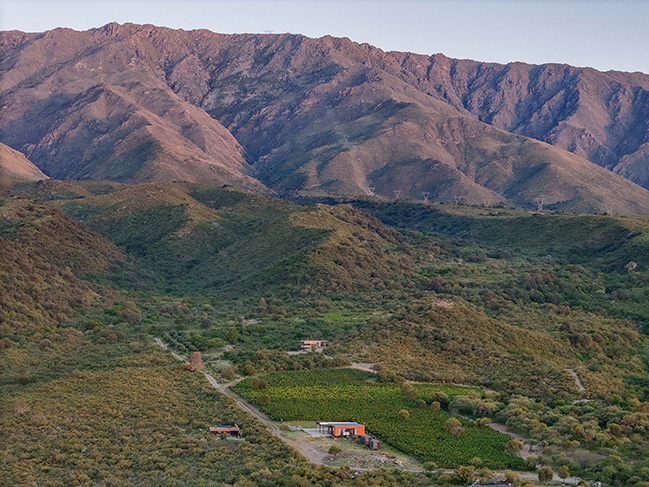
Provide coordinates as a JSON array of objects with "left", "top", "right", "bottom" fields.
[{"left": 1, "top": 23, "right": 648, "bottom": 213}]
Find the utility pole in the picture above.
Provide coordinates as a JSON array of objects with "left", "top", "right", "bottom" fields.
[
  {"left": 422, "top": 192, "right": 430, "bottom": 203},
  {"left": 393, "top": 190, "right": 401, "bottom": 199},
  {"left": 535, "top": 196, "right": 545, "bottom": 212}
]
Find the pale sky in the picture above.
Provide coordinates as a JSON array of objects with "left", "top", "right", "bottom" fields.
[{"left": 1, "top": 0, "right": 648, "bottom": 74}]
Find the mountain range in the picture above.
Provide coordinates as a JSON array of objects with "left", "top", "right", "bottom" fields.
[{"left": 1, "top": 22, "right": 649, "bottom": 213}]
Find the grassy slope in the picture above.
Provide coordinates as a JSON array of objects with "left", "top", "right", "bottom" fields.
[
  {"left": 40, "top": 182, "right": 416, "bottom": 297},
  {"left": 2, "top": 180, "right": 649, "bottom": 482},
  {"left": 341, "top": 199, "right": 649, "bottom": 270}
]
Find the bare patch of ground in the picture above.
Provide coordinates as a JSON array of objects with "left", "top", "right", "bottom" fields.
[
  {"left": 568, "top": 368, "right": 586, "bottom": 392},
  {"left": 348, "top": 363, "right": 377, "bottom": 372}
]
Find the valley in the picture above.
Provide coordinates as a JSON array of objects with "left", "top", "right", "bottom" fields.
[{"left": 1, "top": 178, "right": 649, "bottom": 486}]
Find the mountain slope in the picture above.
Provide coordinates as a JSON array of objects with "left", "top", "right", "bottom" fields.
[
  {"left": 2, "top": 24, "right": 649, "bottom": 213},
  {"left": 0, "top": 28, "right": 264, "bottom": 190},
  {"left": 0, "top": 142, "right": 47, "bottom": 180},
  {"left": 390, "top": 54, "right": 649, "bottom": 187}
]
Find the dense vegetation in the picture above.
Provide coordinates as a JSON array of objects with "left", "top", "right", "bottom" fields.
[
  {"left": 234, "top": 369, "right": 525, "bottom": 469},
  {"left": 3, "top": 180, "right": 649, "bottom": 485},
  {"left": 0, "top": 310, "right": 433, "bottom": 487}
]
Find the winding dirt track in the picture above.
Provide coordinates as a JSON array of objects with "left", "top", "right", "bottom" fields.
[{"left": 568, "top": 368, "right": 586, "bottom": 392}]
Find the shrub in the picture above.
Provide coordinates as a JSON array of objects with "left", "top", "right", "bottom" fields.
[
  {"left": 328, "top": 445, "right": 342, "bottom": 458},
  {"left": 538, "top": 466, "right": 554, "bottom": 482}
]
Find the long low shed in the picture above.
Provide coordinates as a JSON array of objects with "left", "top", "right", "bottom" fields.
[{"left": 210, "top": 424, "right": 240, "bottom": 437}]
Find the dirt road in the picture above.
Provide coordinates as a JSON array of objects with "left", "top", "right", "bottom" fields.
[
  {"left": 568, "top": 368, "right": 586, "bottom": 392},
  {"left": 487, "top": 423, "right": 534, "bottom": 459},
  {"left": 154, "top": 338, "right": 327, "bottom": 464},
  {"left": 154, "top": 339, "right": 582, "bottom": 483},
  {"left": 348, "top": 362, "right": 377, "bottom": 373}
]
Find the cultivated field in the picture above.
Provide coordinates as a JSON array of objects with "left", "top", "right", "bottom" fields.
[{"left": 234, "top": 369, "right": 525, "bottom": 468}]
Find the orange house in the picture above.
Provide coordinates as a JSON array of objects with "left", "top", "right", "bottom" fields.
[{"left": 317, "top": 422, "right": 365, "bottom": 437}]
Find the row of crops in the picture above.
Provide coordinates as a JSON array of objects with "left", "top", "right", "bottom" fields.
[{"left": 233, "top": 368, "right": 525, "bottom": 469}]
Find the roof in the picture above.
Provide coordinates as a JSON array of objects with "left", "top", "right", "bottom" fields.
[
  {"left": 318, "top": 422, "right": 363, "bottom": 426},
  {"left": 210, "top": 424, "right": 239, "bottom": 430}
]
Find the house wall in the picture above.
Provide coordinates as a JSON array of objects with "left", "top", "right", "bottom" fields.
[{"left": 332, "top": 425, "right": 365, "bottom": 436}]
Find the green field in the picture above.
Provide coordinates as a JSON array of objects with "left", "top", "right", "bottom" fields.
[{"left": 233, "top": 368, "right": 525, "bottom": 469}]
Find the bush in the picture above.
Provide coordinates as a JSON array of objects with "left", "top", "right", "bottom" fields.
[{"left": 538, "top": 466, "right": 554, "bottom": 482}]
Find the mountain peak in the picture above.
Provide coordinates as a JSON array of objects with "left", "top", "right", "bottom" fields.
[{"left": 2, "top": 24, "right": 649, "bottom": 214}]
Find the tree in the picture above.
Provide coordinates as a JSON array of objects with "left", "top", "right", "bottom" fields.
[
  {"left": 525, "top": 455, "right": 539, "bottom": 470},
  {"left": 452, "top": 466, "right": 475, "bottom": 484},
  {"left": 445, "top": 417, "right": 461, "bottom": 432},
  {"left": 422, "top": 461, "right": 437, "bottom": 472},
  {"left": 558, "top": 465, "right": 570, "bottom": 482},
  {"left": 504, "top": 470, "right": 521, "bottom": 485},
  {"left": 189, "top": 352, "right": 203, "bottom": 371},
  {"left": 221, "top": 367, "right": 235, "bottom": 381},
  {"left": 429, "top": 391, "right": 449, "bottom": 406},
  {"left": 257, "top": 297, "right": 267, "bottom": 312},
  {"left": 328, "top": 445, "right": 342, "bottom": 459},
  {"left": 398, "top": 409, "right": 410, "bottom": 420},
  {"left": 503, "top": 470, "right": 521, "bottom": 485},
  {"left": 445, "top": 417, "right": 465, "bottom": 436},
  {"left": 430, "top": 401, "right": 441, "bottom": 412},
  {"left": 401, "top": 383, "right": 417, "bottom": 401},
  {"left": 607, "top": 423, "right": 622, "bottom": 437},
  {"left": 226, "top": 327, "right": 239, "bottom": 343},
  {"left": 444, "top": 418, "right": 464, "bottom": 437},
  {"left": 506, "top": 439, "right": 524, "bottom": 454},
  {"left": 259, "top": 395, "right": 270, "bottom": 405},
  {"left": 475, "top": 417, "right": 490, "bottom": 427},
  {"left": 538, "top": 466, "right": 554, "bottom": 482}
]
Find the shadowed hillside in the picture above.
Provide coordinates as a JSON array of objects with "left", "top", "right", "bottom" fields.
[
  {"left": 4, "top": 180, "right": 416, "bottom": 296},
  {"left": 0, "top": 198, "right": 122, "bottom": 332}
]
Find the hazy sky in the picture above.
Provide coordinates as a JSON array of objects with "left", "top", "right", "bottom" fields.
[{"left": 2, "top": 0, "right": 648, "bottom": 74}]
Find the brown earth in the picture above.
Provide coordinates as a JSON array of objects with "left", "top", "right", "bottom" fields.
[
  {"left": 2, "top": 23, "right": 649, "bottom": 213},
  {"left": 0, "top": 142, "right": 48, "bottom": 180}
]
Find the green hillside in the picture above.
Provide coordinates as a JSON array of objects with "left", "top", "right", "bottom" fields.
[
  {"left": 1, "top": 180, "right": 648, "bottom": 486},
  {"left": 27, "top": 182, "right": 413, "bottom": 297}
]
